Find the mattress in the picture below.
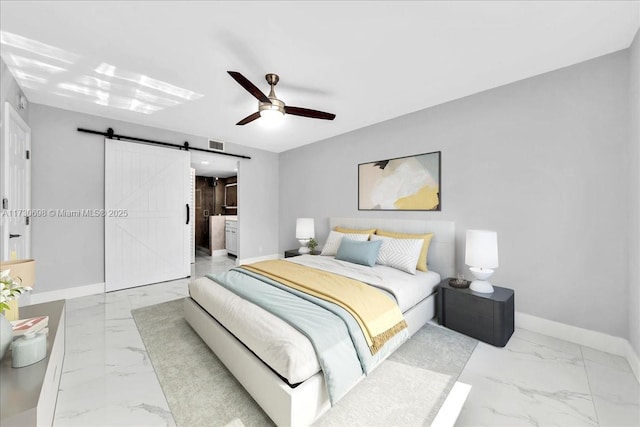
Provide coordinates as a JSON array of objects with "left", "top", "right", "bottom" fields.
[{"left": 188, "top": 255, "right": 441, "bottom": 384}]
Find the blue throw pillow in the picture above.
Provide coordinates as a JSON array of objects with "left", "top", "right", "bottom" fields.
[{"left": 335, "top": 238, "right": 383, "bottom": 267}]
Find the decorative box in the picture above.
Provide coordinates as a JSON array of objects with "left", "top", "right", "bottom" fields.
[{"left": 12, "top": 331, "right": 47, "bottom": 368}]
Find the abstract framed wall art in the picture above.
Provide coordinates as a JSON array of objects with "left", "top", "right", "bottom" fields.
[{"left": 358, "top": 151, "right": 441, "bottom": 211}]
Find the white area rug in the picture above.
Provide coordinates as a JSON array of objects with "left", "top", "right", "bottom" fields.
[{"left": 132, "top": 298, "right": 477, "bottom": 427}]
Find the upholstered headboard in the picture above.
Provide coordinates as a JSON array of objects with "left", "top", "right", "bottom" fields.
[{"left": 329, "top": 217, "right": 455, "bottom": 278}]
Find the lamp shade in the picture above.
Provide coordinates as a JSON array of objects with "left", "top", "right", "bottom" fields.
[
  {"left": 0, "top": 259, "right": 35, "bottom": 288},
  {"left": 295, "top": 218, "right": 315, "bottom": 239},
  {"left": 465, "top": 230, "right": 498, "bottom": 268}
]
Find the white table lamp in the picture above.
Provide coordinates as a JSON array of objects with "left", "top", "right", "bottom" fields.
[
  {"left": 465, "top": 230, "right": 499, "bottom": 293},
  {"left": 296, "top": 218, "right": 315, "bottom": 254}
]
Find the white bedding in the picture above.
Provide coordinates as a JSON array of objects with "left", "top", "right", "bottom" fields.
[
  {"left": 190, "top": 276, "right": 320, "bottom": 383},
  {"left": 188, "top": 255, "right": 441, "bottom": 385}
]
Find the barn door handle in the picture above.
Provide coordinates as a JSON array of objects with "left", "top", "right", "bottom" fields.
[
  {"left": 9, "top": 234, "right": 21, "bottom": 239},
  {"left": 186, "top": 204, "right": 190, "bottom": 225}
]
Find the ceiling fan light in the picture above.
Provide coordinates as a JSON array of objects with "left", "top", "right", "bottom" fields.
[
  {"left": 260, "top": 107, "right": 284, "bottom": 119},
  {"left": 228, "top": 72, "right": 334, "bottom": 126}
]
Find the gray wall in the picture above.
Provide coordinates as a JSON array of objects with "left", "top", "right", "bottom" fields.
[
  {"left": 629, "top": 29, "right": 640, "bottom": 355},
  {"left": 279, "top": 50, "right": 631, "bottom": 339},
  {"left": 29, "top": 104, "right": 279, "bottom": 293},
  {"left": 0, "top": 57, "right": 29, "bottom": 261}
]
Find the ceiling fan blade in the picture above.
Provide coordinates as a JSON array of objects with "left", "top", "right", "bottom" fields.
[
  {"left": 227, "top": 71, "right": 271, "bottom": 104},
  {"left": 284, "top": 106, "right": 335, "bottom": 120},
  {"left": 236, "top": 111, "right": 261, "bottom": 125}
]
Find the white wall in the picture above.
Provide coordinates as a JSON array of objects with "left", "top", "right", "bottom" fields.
[
  {"left": 279, "top": 50, "right": 631, "bottom": 339},
  {"left": 628, "top": 29, "right": 640, "bottom": 356},
  {"left": 236, "top": 143, "right": 279, "bottom": 263},
  {"left": 0, "top": 57, "right": 29, "bottom": 262},
  {"left": 0, "top": 58, "right": 28, "bottom": 123},
  {"left": 28, "top": 103, "right": 279, "bottom": 294}
]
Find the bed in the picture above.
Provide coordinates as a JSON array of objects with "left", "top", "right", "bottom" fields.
[{"left": 184, "top": 218, "right": 456, "bottom": 426}]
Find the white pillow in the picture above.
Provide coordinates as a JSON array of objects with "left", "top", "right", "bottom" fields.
[
  {"left": 320, "top": 231, "right": 369, "bottom": 256},
  {"left": 370, "top": 235, "right": 423, "bottom": 275}
]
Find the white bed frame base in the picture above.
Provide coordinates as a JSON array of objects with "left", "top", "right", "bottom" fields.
[
  {"left": 185, "top": 298, "right": 330, "bottom": 427},
  {"left": 185, "top": 218, "right": 456, "bottom": 427},
  {"left": 184, "top": 294, "right": 436, "bottom": 427}
]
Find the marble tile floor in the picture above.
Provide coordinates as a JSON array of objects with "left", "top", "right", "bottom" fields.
[
  {"left": 53, "top": 255, "right": 236, "bottom": 427},
  {"left": 456, "top": 330, "right": 640, "bottom": 426},
  {"left": 52, "top": 256, "right": 639, "bottom": 426}
]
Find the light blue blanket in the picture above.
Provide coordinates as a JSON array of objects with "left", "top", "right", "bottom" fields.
[{"left": 206, "top": 267, "right": 406, "bottom": 404}]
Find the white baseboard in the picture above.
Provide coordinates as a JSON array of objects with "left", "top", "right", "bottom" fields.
[
  {"left": 516, "top": 311, "right": 640, "bottom": 383},
  {"left": 626, "top": 341, "right": 640, "bottom": 383},
  {"left": 26, "top": 282, "right": 105, "bottom": 305},
  {"left": 211, "top": 249, "right": 228, "bottom": 257},
  {"left": 237, "top": 253, "right": 280, "bottom": 265}
]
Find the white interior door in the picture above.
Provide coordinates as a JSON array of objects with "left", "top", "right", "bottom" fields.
[
  {"left": 105, "top": 139, "right": 190, "bottom": 291},
  {"left": 1, "top": 102, "right": 31, "bottom": 262}
]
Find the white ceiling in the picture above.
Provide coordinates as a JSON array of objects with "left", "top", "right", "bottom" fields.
[{"left": 1, "top": 1, "right": 638, "bottom": 153}]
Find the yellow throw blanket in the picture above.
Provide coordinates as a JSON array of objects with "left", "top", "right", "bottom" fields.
[{"left": 242, "top": 260, "right": 407, "bottom": 355}]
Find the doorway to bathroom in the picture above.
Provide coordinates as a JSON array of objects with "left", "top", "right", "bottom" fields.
[{"left": 190, "top": 152, "right": 238, "bottom": 262}]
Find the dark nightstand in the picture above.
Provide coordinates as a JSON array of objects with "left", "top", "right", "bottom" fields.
[
  {"left": 284, "top": 249, "right": 321, "bottom": 258},
  {"left": 436, "top": 278, "right": 514, "bottom": 347}
]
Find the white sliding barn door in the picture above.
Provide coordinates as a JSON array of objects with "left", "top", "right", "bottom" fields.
[
  {"left": 190, "top": 167, "right": 196, "bottom": 264},
  {"left": 105, "top": 139, "right": 190, "bottom": 291}
]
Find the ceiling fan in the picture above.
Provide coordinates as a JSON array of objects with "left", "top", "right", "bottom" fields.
[{"left": 227, "top": 71, "right": 336, "bottom": 125}]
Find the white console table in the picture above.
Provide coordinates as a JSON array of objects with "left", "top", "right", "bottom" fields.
[{"left": 0, "top": 300, "right": 66, "bottom": 426}]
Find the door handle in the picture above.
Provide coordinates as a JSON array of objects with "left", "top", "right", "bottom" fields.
[
  {"left": 9, "top": 234, "right": 21, "bottom": 239},
  {"left": 186, "top": 204, "right": 190, "bottom": 225}
]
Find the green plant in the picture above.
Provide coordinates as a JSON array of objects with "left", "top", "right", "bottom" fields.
[
  {"left": 307, "top": 238, "right": 318, "bottom": 252},
  {"left": 0, "top": 269, "right": 31, "bottom": 313}
]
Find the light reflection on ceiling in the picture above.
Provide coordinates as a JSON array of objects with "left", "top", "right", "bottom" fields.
[
  {"left": 0, "top": 30, "right": 204, "bottom": 115},
  {"left": 3, "top": 54, "right": 67, "bottom": 74},
  {"left": 134, "top": 89, "right": 181, "bottom": 107},
  {"left": 77, "top": 75, "right": 111, "bottom": 91},
  {"left": 93, "top": 62, "right": 203, "bottom": 101},
  {"left": 11, "top": 69, "right": 47, "bottom": 85},
  {"left": 0, "top": 31, "right": 79, "bottom": 63},
  {"left": 56, "top": 82, "right": 164, "bottom": 115}
]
